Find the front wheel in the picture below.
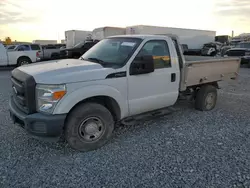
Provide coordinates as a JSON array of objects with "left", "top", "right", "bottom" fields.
[
  {"left": 195, "top": 85, "right": 217, "bottom": 111},
  {"left": 65, "top": 103, "right": 114, "bottom": 152},
  {"left": 17, "top": 57, "right": 31, "bottom": 67}
]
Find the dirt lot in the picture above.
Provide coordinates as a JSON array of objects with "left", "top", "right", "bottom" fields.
[{"left": 0, "top": 68, "right": 250, "bottom": 188}]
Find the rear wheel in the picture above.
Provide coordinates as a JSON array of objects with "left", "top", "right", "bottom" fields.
[
  {"left": 65, "top": 103, "right": 114, "bottom": 152},
  {"left": 17, "top": 57, "right": 31, "bottom": 67},
  {"left": 195, "top": 85, "right": 217, "bottom": 111}
]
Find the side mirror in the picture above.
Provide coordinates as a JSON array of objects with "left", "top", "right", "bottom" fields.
[{"left": 130, "top": 55, "right": 154, "bottom": 75}]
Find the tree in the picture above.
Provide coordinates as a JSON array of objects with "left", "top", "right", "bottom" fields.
[{"left": 5, "top": 37, "right": 12, "bottom": 45}]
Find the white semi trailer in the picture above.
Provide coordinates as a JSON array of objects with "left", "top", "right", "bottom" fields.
[
  {"left": 91, "top": 27, "right": 126, "bottom": 41},
  {"left": 65, "top": 30, "right": 92, "bottom": 48},
  {"left": 32, "top": 40, "right": 57, "bottom": 45},
  {"left": 126, "top": 25, "right": 216, "bottom": 50}
]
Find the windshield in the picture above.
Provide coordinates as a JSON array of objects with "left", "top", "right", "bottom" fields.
[
  {"left": 235, "top": 43, "right": 250, "bottom": 49},
  {"left": 74, "top": 41, "right": 85, "bottom": 48},
  {"left": 81, "top": 37, "right": 142, "bottom": 67}
]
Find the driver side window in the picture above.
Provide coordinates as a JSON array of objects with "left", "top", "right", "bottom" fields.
[{"left": 136, "top": 40, "right": 171, "bottom": 69}]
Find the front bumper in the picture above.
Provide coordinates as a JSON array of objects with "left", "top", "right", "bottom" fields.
[{"left": 9, "top": 96, "right": 66, "bottom": 137}]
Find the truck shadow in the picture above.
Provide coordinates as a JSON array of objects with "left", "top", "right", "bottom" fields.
[{"left": 24, "top": 100, "right": 194, "bottom": 154}]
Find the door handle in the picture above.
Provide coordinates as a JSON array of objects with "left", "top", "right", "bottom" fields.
[{"left": 171, "top": 73, "right": 176, "bottom": 82}]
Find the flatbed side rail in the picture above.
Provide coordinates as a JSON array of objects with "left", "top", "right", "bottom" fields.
[{"left": 181, "top": 57, "right": 240, "bottom": 90}]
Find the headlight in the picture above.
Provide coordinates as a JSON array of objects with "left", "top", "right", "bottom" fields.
[
  {"left": 245, "top": 51, "right": 250, "bottom": 56},
  {"left": 36, "top": 84, "right": 66, "bottom": 114}
]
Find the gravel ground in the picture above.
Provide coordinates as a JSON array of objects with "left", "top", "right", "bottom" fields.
[{"left": 0, "top": 68, "right": 250, "bottom": 188}]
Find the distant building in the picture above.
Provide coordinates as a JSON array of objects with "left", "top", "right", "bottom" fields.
[{"left": 32, "top": 40, "right": 57, "bottom": 45}]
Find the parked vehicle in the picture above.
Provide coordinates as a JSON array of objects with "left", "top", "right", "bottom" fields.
[
  {"left": 224, "top": 41, "right": 250, "bottom": 67},
  {"left": 7, "top": 43, "right": 43, "bottom": 60},
  {"left": 230, "top": 33, "right": 250, "bottom": 46},
  {"left": 220, "top": 45, "right": 233, "bottom": 57},
  {"left": 9, "top": 34, "right": 240, "bottom": 151},
  {"left": 201, "top": 42, "right": 223, "bottom": 56},
  {"left": 215, "top": 35, "right": 231, "bottom": 44},
  {"left": 92, "top": 27, "right": 126, "bottom": 40},
  {"left": 0, "top": 43, "right": 40, "bottom": 66},
  {"left": 60, "top": 40, "right": 99, "bottom": 59},
  {"left": 65, "top": 30, "right": 92, "bottom": 49},
  {"left": 40, "top": 44, "right": 66, "bottom": 60}
]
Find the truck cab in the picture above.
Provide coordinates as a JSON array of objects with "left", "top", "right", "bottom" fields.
[
  {"left": 9, "top": 35, "right": 240, "bottom": 152},
  {"left": 0, "top": 43, "right": 41, "bottom": 66}
]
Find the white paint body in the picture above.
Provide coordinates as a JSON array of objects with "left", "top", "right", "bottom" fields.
[
  {"left": 126, "top": 25, "right": 216, "bottom": 49},
  {"left": 18, "top": 35, "right": 240, "bottom": 120},
  {"left": 92, "top": 27, "right": 126, "bottom": 41},
  {"left": 65, "top": 30, "right": 92, "bottom": 48},
  {"left": 0, "top": 43, "right": 38, "bottom": 66}
]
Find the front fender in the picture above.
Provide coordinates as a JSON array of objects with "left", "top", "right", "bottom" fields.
[{"left": 53, "top": 85, "right": 128, "bottom": 119}]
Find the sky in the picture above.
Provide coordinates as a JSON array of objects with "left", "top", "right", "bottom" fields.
[{"left": 0, "top": 0, "right": 249, "bottom": 42}]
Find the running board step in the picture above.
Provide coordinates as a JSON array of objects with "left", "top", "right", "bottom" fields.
[{"left": 121, "top": 107, "right": 177, "bottom": 126}]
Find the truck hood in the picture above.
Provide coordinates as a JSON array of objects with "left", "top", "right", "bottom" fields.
[{"left": 18, "top": 59, "right": 115, "bottom": 84}]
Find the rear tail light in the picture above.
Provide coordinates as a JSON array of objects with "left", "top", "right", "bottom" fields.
[{"left": 36, "top": 51, "right": 40, "bottom": 57}]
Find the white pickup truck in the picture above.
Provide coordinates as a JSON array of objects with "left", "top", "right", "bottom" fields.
[
  {"left": 9, "top": 35, "right": 240, "bottom": 151},
  {"left": 0, "top": 43, "right": 40, "bottom": 66}
]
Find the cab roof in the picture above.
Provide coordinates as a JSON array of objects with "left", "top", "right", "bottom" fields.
[{"left": 107, "top": 34, "right": 179, "bottom": 40}]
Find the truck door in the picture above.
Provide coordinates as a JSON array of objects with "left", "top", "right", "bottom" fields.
[
  {"left": 8, "top": 45, "right": 31, "bottom": 65},
  {"left": 127, "top": 38, "right": 180, "bottom": 116},
  {"left": 0, "top": 44, "right": 8, "bottom": 66}
]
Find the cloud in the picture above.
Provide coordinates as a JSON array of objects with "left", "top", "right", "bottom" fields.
[
  {"left": 214, "top": 0, "right": 250, "bottom": 18},
  {"left": 0, "top": 0, "right": 42, "bottom": 24},
  {"left": 213, "top": 0, "right": 250, "bottom": 34}
]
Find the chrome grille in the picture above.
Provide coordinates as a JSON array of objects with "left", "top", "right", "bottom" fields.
[{"left": 11, "top": 76, "right": 28, "bottom": 114}]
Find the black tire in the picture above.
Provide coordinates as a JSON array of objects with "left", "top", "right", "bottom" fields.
[
  {"left": 195, "top": 85, "right": 217, "bottom": 111},
  {"left": 17, "top": 57, "right": 31, "bottom": 67},
  {"left": 65, "top": 102, "right": 114, "bottom": 152},
  {"left": 210, "top": 51, "right": 216, "bottom": 56}
]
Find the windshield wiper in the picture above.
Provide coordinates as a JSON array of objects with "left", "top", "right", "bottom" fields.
[
  {"left": 80, "top": 57, "right": 104, "bottom": 63},
  {"left": 81, "top": 57, "right": 118, "bottom": 67},
  {"left": 87, "top": 57, "right": 105, "bottom": 64}
]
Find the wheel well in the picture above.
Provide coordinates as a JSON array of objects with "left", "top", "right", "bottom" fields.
[
  {"left": 187, "top": 82, "right": 219, "bottom": 99},
  {"left": 68, "top": 96, "right": 121, "bottom": 121},
  {"left": 17, "top": 56, "right": 31, "bottom": 63},
  {"left": 190, "top": 82, "right": 219, "bottom": 90}
]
